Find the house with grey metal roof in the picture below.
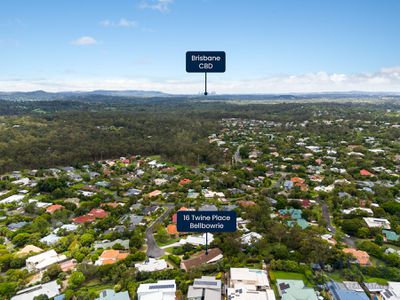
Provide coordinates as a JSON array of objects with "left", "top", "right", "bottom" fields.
[
  {"left": 95, "top": 289, "right": 130, "bottom": 300},
  {"left": 187, "top": 276, "right": 221, "bottom": 300}
]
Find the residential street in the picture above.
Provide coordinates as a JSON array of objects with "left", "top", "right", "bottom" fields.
[
  {"left": 321, "top": 201, "right": 356, "bottom": 248},
  {"left": 145, "top": 204, "right": 175, "bottom": 258}
]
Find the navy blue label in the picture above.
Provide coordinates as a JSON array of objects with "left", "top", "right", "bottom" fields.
[
  {"left": 186, "top": 51, "right": 226, "bottom": 73},
  {"left": 177, "top": 211, "right": 236, "bottom": 232}
]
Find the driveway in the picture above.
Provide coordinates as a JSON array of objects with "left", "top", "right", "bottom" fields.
[{"left": 145, "top": 204, "right": 174, "bottom": 258}]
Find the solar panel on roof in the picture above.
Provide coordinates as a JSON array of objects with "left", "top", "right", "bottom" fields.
[
  {"left": 149, "top": 284, "right": 175, "bottom": 290},
  {"left": 384, "top": 290, "right": 393, "bottom": 297}
]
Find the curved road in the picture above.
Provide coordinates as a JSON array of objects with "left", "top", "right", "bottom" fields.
[{"left": 145, "top": 204, "right": 175, "bottom": 258}]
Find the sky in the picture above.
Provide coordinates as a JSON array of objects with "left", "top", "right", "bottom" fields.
[{"left": 1, "top": 0, "right": 400, "bottom": 94}]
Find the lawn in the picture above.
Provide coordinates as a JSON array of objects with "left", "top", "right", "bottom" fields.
[
  {"left": 364, "top": 277, "right": 388, "bottom": 285},
  {"left": 80, "top": 279, "right": 115, "bottom": 296},
  {"left": 156, "top": 237, "right": 181, "bottom": 247},
  {"left": 328, "top": 271, "right": 345, "bottom": 282},
  {"left": 270, "top": 271, "right": 313, "bottom": 287}
]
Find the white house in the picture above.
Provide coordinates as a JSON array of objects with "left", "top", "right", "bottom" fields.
[
  {"left": 0, "top": 194, "right": 25, "bottom": 204},
  {"left": 137, "top": 280, "right": 176, "bottom": 300},
  {"left": 342, "top": 208, "right": 373, "bottom": 215},
  {"left": 135, "top": 258, "right": 168, "bottom": 272},
  {"left": 241, "top": 232, "right": 262, "bottom": 245},
  {"left": 228, "top": 268, "right": 276, "bottom": 300},
  {"left": 179, "top": 233, "right": 214, "bottom": 246},
  {"left": 11, "top": 280, "right": 61, "bottom": 300},
  {"left": 26, "top": 250, "right": 67, "bottom": 272},
  {"left": 363, "top": 217, "right": 391, "bottom": 229}
]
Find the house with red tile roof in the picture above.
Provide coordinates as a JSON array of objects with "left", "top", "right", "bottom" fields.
[
  {"left": 72, "top": 208, "right": 108, "bottom": 223},
  {"left": 291, "top": 177, "right": 305, "bottom": 184},
  {"left": 166, "top": 224, "right": 178, "bottom": 235},
  {"left": 88, "top": 208, "right": 109, "bottom": 218},
  {"left": 179, "top": 178, "right": 192, "bottom": 186},
  {"left": 360, "top": 169, "right": 374, "bottom": 177},
  {"left": 343, "top": 248, "right": 371, "bottom": 266},
  {"left": 46, "top": 204, "right": 64, "bottom": 214},
  {"left": 72, "top": 215, "right": 96, "bottom": 224},
  {"left": 95, "top": 250, "right": 129, "bottom": 266}
]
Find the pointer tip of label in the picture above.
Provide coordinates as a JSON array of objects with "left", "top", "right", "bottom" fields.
[{"left": 204, "top": 92, "right": 208, "bottom": 96}]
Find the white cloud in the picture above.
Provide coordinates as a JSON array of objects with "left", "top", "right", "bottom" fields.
[
  {"left": 70, "top": 36, "right": 97, "bottom": 46},
  {"left": 2, "top": 66, "right": 400, "bottom": 94},
  {"left": 101, "top": 18, "right": 137, "bottom": 28},
  {"left": 140, "top": 0, "right": 174, "bottom": 12}
]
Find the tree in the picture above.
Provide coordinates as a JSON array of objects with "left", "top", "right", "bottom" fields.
[
  {"left": 80, "top": 233, "right": 94, "bottom": 247},
  {"left": 155, "top": 228, "right": 169, "bottom": 244},
  {"left": 12, "top": 233, "right": 31, "bottom": 247},
  {"left": 43, "top": 264, "right": 62, "bottom": 280},
  {"left": 375, "top": 234, "right": 384, "bottom": 246},
  {"left": 68, "top": 271, "right": 85, "bottom": 289},
  {"left": 270, "top": 223, "right": 286, "bottom": 244}
]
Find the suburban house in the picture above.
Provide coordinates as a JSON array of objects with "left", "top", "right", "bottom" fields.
[
  {"left": 180, "top": 248, "right": 223, "bottom": 271},
  {"left": 343, "top": 248, "right": 371, "bottom": 266},
  {"left": 46, "top": 204, "right": 64, "bottom": 214},
  {"left": 16, "top": 245, "right": 43, "bottom": 257},
  {"left": 26, "top": 250, "right": 67, "bottom": 272},
  {"left": 95, "top": 250, "right": 129, "bottom": 266},
  {"left": 179, "top": 233, "right": 214, "bottom": 246},
  {"left": 228, "top": 268, "right": 276, "bottom": 300},
  {"left": 147, "top": 190, "right": 162, "bottom": 198},
  {"left": 187, "top": 276, "right": 221, "bottom": 300},
  {"left": 135, "top": 258, "right": 168, "bottom": 272},
  {"left": 40, "top": 233, "right": 61, "bottom": 245},
  {"left": 11, "top": 280, "right": 61, "bottom": 300},
  {"left": 360, "top": 169, "right": 374, "bottom": 177},
  {"left": 166, "top": 224, "right": 178, "bottom": 235},
  {"left": 72, "top": 208, "right": 109, "bottom": 223},
  {"left": 276, "top": 279, "right": 318, "bottom": 300},
  {"left": 241, "top": 232, "right": 262, "bottom": 245},
  {"left": 137, "top": 280, "right": 176, "bottom": 300},
  {"left": 342, "top": 207, "right": 373, "bottom": 215},
  {"left": 326, "top": 280, "right": 369, "bottom": 300},
  {"left": 363, "top": 217, "right": 391, "bottom": 229},
  {"left": 95, "top": 289, "right": 130, "bottom": 300},
  {"left": 94, "top": 239, "right": 130, "bottom": 250},
  {"left": 59, "top": 259, "right": 77, "bottom": 272}
]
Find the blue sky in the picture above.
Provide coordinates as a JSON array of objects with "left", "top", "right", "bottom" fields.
[{"left": 1, "top": 0, "right": 400, "bottom": 93}]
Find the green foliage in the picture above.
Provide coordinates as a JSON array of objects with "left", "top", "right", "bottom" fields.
[
  {"left": 68, "top": 271, "right": 86, "bottom": 289},
  {"left": 381, "top": 201, "right": 400, "bottom": 215},
  {"left": 12, "top": 233, "right": 31, "bottom": 247},
  {"left": 43, "top": 264, "right": 62, "bottom": 281},
  {"left": 0, "top": 282, "right": 18, "bottom": 299},
  {"left": 37, "top": 178, "right": 67, "bottom": 193},
  {"left": 168, "top": 255, "right": 181, "bottom": 266},
  {"left": 80, "top": 233, "right": 95, "bottom": 247}
]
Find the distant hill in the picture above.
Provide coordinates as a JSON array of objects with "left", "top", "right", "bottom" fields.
[
  {"left": 0, "top": 90, "right": 400, "bottom": 102},
  {"left": 0, "top": 90, "right": 172, "bottom": 101}
]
